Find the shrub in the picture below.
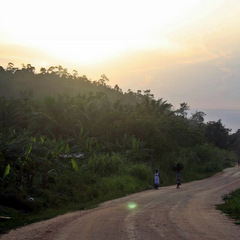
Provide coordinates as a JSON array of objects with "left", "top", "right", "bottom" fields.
[
  {"left": 128, "top": 163, "right": 152, "bottom": 182},
  {"left": 85, "top": 153, "right": 126, "bottom": 177}
]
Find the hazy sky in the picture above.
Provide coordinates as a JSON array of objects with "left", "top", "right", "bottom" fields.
[{"left": 0, "top": 0, "right": 239, "bottom": 131}]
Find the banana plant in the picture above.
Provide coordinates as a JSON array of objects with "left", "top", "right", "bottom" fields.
[
  {"left": 40, "top": 140, "right": 66, "bottom": 188},
  {"left": 2, "top": 164, "right": 10, "bottom": 180}
]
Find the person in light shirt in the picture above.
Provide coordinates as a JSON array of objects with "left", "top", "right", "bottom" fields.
[{"left": 154, "top": 169, "right": 161, "bottom": 189}]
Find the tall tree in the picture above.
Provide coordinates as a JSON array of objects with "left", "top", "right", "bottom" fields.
[
  {"left": 175, "top": 102, "right": 190, "bottom": 118},
  {"left": 205, "top": 120, "right": 230, "bottom": 149}
]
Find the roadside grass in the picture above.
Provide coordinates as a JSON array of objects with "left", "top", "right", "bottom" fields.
[
  {"left": 216, "top": 189, "right": 240, "bottom": 224},
  {"left": 0, "top": 199, "right": 106, "bottom": 235},
  {"left": 0, "top": 175, "right": 149, "bottom": 235}
]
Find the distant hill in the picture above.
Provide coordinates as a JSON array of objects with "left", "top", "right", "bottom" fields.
[{"left": 0, "top": 64, "right": 149, "bottom": 105}]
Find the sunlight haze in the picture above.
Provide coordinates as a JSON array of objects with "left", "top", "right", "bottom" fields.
[
  {"left": 0, "top": 0, "right": 240, "bottom": 131},
  {"left": 1, "top": 0, "right": 206, "bottom": 62}
]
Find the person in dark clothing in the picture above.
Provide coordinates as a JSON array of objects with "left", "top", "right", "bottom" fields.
[{"left": 176, "top": 171, "right": 181, "bottom": 189}]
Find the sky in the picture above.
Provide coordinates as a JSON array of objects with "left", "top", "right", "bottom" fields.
[{"left": 0, "top": 0, "right": 240, "bottom": 132}]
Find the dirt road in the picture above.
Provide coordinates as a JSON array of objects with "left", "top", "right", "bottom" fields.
[{"left": 1, "top": 167, "right": 240, "bottom": 240}]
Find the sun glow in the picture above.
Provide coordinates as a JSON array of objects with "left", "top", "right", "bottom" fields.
[{"left": 0, "top": 0, "right": 207, "bottom": 64}]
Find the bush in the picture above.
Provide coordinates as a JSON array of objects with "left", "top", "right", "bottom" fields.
[
  {"left": 128, "top": 163, "right": 152, "bottom": 182},
  {"left": 86, "top": 153, "right": 126, "bottom": 177}
]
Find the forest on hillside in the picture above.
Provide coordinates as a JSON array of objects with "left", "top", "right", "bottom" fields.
[{"left": 0, "top": 63, "right": 240, "bottom": 232}]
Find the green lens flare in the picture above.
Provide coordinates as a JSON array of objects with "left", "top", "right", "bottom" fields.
[{"left": 127, "top": 202, "right": 137, "bottom": 209}]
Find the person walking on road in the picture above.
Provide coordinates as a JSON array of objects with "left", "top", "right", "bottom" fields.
[
  {"left": 154, "top": 169, "right": 161, "bottom": 189},
  {"left": 176, "top": 171, "right": 181, "bottom": 189}
]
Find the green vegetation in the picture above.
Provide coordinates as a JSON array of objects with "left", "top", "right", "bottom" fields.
[
  {"left": 0, "top": 63, "right": 239, "bottom": 234},
  {"left": 217, "top": 189, "right": 240, "bottom": 224}
]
